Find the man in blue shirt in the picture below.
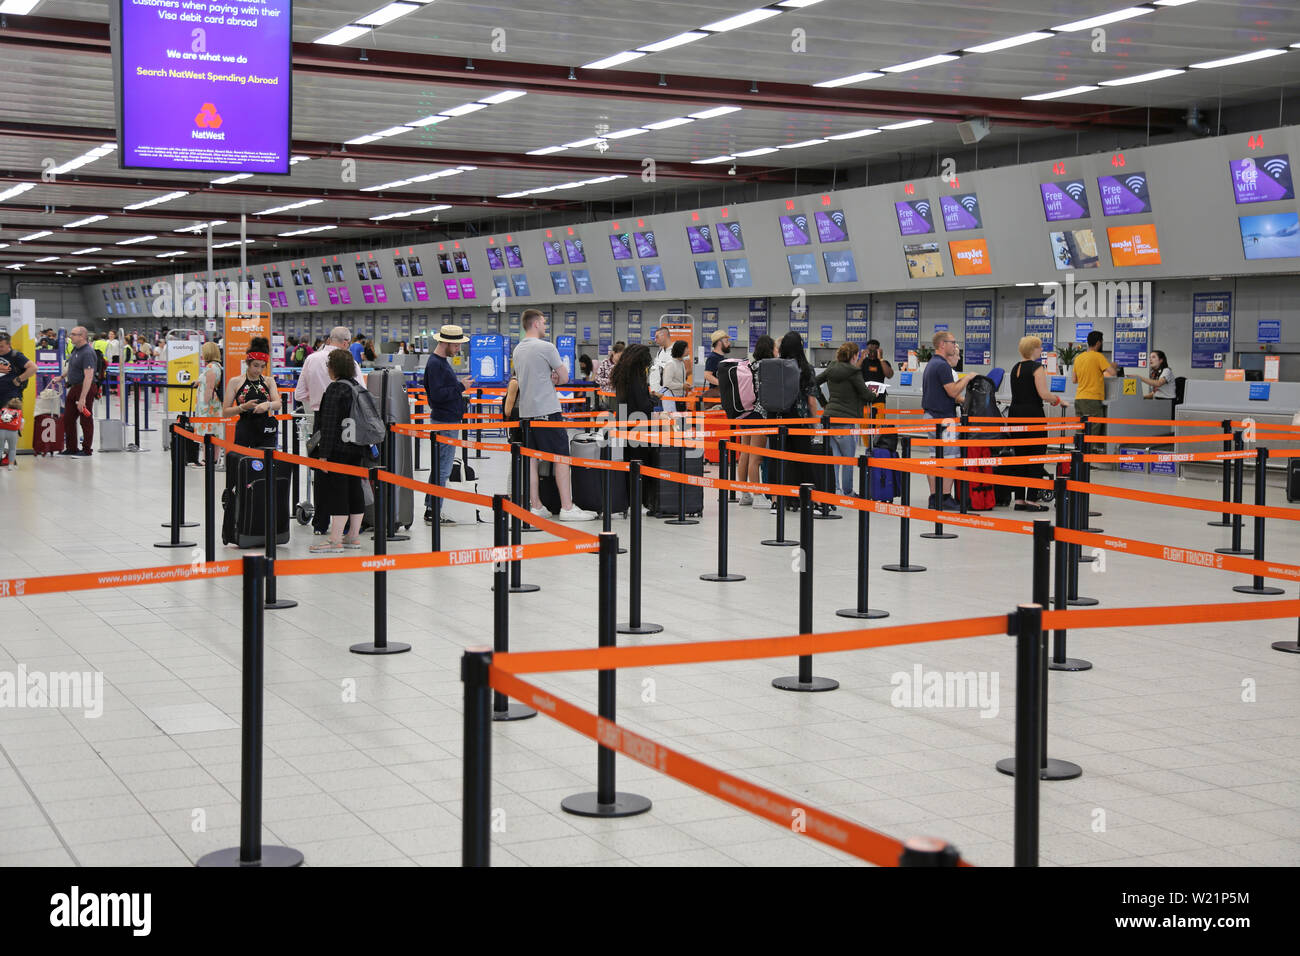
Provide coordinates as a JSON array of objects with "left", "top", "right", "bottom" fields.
[
  {"left": 423, "top": 325, "right": 471, "bottom": 524},
  {"left": 349, "top": 334, "right": 366, "bottom": 364},
  {"left": 921, "top": 330, "right": 969, "bottom": 509}
]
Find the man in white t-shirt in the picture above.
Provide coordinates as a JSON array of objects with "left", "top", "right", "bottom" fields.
[
  {"left": 294, "top": 326, "right": 355, "bottom": 534},
  {"left": 647, "top": 326, "right": 673, "bottom": 412}
]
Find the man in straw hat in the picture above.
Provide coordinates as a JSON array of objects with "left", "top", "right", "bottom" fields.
[{"left": 423, "top": 324, "right": 472, "bottom": 525}]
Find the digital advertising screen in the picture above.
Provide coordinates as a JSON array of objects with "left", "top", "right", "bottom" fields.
[
  {"left": 544, "top": 240, "right": 565, "bottom": 265},
  {"left": 443, "top": 278, "right": 461, "bottom": 300},
  {"left": 492, "top": 276, "right": 510, "bottom": 298},
  {"left": 504, "top": 246, "right": 523, "bottom": 269},
  {"left": 291, "top": 268, "right": 302, "bottom": 286},
  {"left": 301, "top": 266, "right": 312, "bottom": 285},
  {"left": 510, "top": 273, "right": 530, "bottom": 297},
  {"left": 948, "top": 238, "right": 992, "bottom": 276},
  {"left": 940, "top": 193, "right": 983, "bottom": 231},
  {"left": 779, "top": 214, "right": 812, "bottom": 246},
  {"left": 722, "top": 258, "right": 752, "bottom": 287},
  {"left": 694, "top": 260, "right": 722, "bottom": 289},
  {"left": 571, "top": 269, "right": 593, "bottom": 294},
  {"left": 486, "top": 247, "right": 505, "bottom": 270},
  {"left": 459, "top": 277, "right": 476, "bottom": 299},
  {"left": 1239, "top": 212, "right": 1300, "bottom": 260},
  {"left": 616, "top": 266, "right": 640, "bottom": 292},
  {"left": 564, "top": 239, "right": 586, "bottom": 264},
  {"left": 453, "top": 251, "right": 471, "bottom": 273},
  {"left": 118, "top": 0, "right": 292, "bottom": 174},
  {"left": 894, "top": 200, "right": 934, "bottom": 236},
  {"left": 903, "top": 242, "right": 945, "bottom": 278},
  {"left": 549, "top": 271, "right": 572, "bottom": 295},
  {"left": 1049, "top": 229, "right": 1100, "bottom": 270},
  {"left": 640, "top": 264, "right": 666, "bottom": 291},
  {"left": 815, "top": 209, "right": 849, "bottom": 243},
  {"left": 400, "top": 283, "right": 415, "bottom": 302},
  {"left": 786, "top": 253, "right": 820, "bottom": 285},
  {"left": 822, "top": 250, "right": 858, "bottom": 283},
  {"left": 1230, "top": 155, "right": 1294, "bottom": 204},
  {"left": 1040, "top": 180, "right": 1091, "bottom": 221},
  {"left": 1098, "top": 171, "right": 1152, "bottom": 216},
  {"left": 633, "top": 231, "right": 658, "bottom": 258},
  {"left": 609, "top": 233, "right": 633, "bottom": 261},
  {"left": 1107, "top": 224, "right": 1162, "bottom": 266},
  {"left": 395, "top": 258, "right": 410, "bottom": 277},
  {"left": 686, "top": 225, "right": 714, "bottom": 254},
  {"left": 356, "top": 262, "right": 370, "bottom": 281},
  {"left": 409, "top": 256, "right": 423, "bottom": 276},
  {"left": 437, "top": 253, "right": 454, "bottom": 274},
  {"left": 716, "top": 221, "right": 744, "bottom": 252},
  {"left": 368, "top": 261, "right": 383, "bottom": 280}
]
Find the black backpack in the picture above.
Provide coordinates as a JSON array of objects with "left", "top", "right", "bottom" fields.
[{"left": 962, "top": 374, "right": 1000, "bottom": 420}]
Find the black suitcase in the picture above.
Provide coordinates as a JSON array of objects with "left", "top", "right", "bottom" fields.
[
  {"left": 1289, "top": 458, "right": 1300, "bottom": 503},
  {"left": 570, "top": 432, "right": 628, "bottom": 516},
  {"left": 643, "top": 445, "right": 704, "bottom": 517},
  {"left": 222, "top": 453, "right": 292, "bottom": 548}
]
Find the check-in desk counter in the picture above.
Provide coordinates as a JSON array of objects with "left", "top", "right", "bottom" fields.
[
  {"left": 1177, "top": 380, "right": 1300, "bottom": 475},
  {"left": 885, "top": 373, "right": 924, "bottom": 413},
  {"left": 1104, "top": 376, "right": 1175, "bottom": 439}
]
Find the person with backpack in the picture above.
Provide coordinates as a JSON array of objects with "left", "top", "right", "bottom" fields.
[
  {"left": 922, "top": 330, "right": 970, "bottom": 510},
  {"left": 309, "top": 348, "right": 370, "bottom": 553},
  {"left": 815, "top": 342, "right": 872, "bottom": 496},
  {"left": 772, "top": 331, "right": 824, "bottom": 514},
  {"left": 1007, "top": 335, "right": 1066, "bottom": 513},
  {"left": 289, "top": 337, "right": 312, "bottom": 368},
  {"left": 422, "top": 324, "right": 471, "bottom": 526},
  {"left": 193, "top": 340, "right": 225, "bottom": 467},
  {"left": 728, "top": 335, "right": 774, "bottom": 507}
]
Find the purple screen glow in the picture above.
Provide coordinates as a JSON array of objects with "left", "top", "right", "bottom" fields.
[
  {"left": 716, "top": 221, "right": 744, "bottom": 251},
  {"left": 779, "top": 215, "right": 811, "bottom": 246},
  {"left": 894, "top": 201, "right": 934, "bottom": 236},
  {"left": 1229, "top": 155, "right": 1294, "bottom": 204},
  {"left": 633, "top": 231, "right": 658, "bottom": 258},
  {"left": 1040, "top": 181, "right": 1091, "bottom": 221},
  {"left": 686, "top": 225, "right": 714, "bottom": 254},
  {"left": 1098, "top": 172, "right": 1152, "bottom": 215},
  {"left": 564, "top": 239, "right": 586, "bottom": 263},
  {"left": 940, "top": 194, "right": 982, "bottom": 231},
  {"left": 815, "top": 210, "right": 850, "bottom": 242},
  {"left": 443, "top": 279, "right": 461, "bottom": 300},
  {"left": 544, "top": 241, "right": 564, "bottom": 265},
  {"left": 609, "top": 233, "right": 633, "bottom": 260}
]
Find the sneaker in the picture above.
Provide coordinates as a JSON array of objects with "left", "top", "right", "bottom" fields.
[
  {"left": 424, "top": 508, "right": 434, "bottom": 524},
  {"left": 942, "top": 495, "right": 960, "bottom": 510},
  {"left": 927, "top": 493, "right": 940, "bottom": 509},
  {"left": 738, "top": 492, "right": 753, "bottom": 507},
  {"left": 440, "top": 514, "right": 456, "bottom": 525},
  {"left": 57, "top": 449, "right": 77, "bottom": 457},
  {"left": 752, "top": 494, "right": 768, "bottom": 509},
  {"left": 1014, "top": 501, "right": 1049, "bottom": 513},
  {"left": 558, "top": 506, "right": 598, "bottom": 522},
  {"left": 531, "top": 505, "right": 551, "bottom": 519}
]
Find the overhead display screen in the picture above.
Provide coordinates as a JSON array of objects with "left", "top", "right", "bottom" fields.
[
  {"left": 815, "top": 209, "right": 850, "bottom": 243},
  {"left": 1230, "top": 155, "right": 1294, "bottom": 204},
  {"left": 1040, "top": 180, "right": 1091, "bottom": 221},
  {"left": 716, "top": 221, "right": 744, "bottom": 251},
  {"left": 822, "top": 250, "right": 857, "bottom": 283},
  {"left": 118, "top": 0, "right": 292, "bottom": 174},
  {"left": 779, "top": 214, "right": 812, "bottom": 246},
  {"left": 544, "top": 240, "right": 564, "bottom": 266},
  {"left": 894, "top": 200, "right": 934, "bottom": 236},
  {"left": 504, "top": 246, "right": 523, "bottom": 269},
  {"left": 1049, "top": 229, "right": 1100, "bottom": 270},
  {"left": 1107, "top": 224, "right": 1162, "bottom": 266},
  {"left": 437, "top": 254, "right": 454, "bottom": 274},
  {"left": 616, "top": 266, "right": 640, "bottom": 292},
  {"left": 640, "top": 265, "right": 666, "bottom": 291},
  {"left": 453, "top": 251, "right": 471, "bottom": 273},
  {"left": 903, "top": 242, "right": 944, "bottom": 278},
  {"left": 565, "top": 239, "right": 586, "bottom": 263},
  {"left": 571, "top": 269, "right": 593, "bottom": 293},
  {"left": 609, "top": 233, "right": 633, "bottom": 260},
  {"left": 510, "top": 274, "right": 530, "bottom": 297},
  {"left": 550, "top": 271, "right": 572, "bottom": 295},
  {"left": 486, "top": 247, "right": 505, "bottom": 270},
  {"left": 786, "top": 253, "right": 820, "bottom": 284},
  {"left": 687, "top": 225, "right": 713, "bottom": 254},
  {"left": 633, "top": 231, "right": 658, "bottom": 258},
  {"left": 1098, "top": 172, "right": 1152, "bottom": 216},
  {"left": 694, "top": 260, "right": 722, "bottom": 289},
  {"left": 948, "top": 239, "right": 991, "bottom": 276},
  {"left": 940, "top": 193, "right": 982, "bottom": 231},
  {"left": 1239, "top": 212, "right": 1300, "bottom": 260}
]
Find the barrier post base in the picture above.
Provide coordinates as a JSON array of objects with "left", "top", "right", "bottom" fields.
[
  {"left": 560, "top": 792, "right": 652, "bottom": 818},
  {"left": 1048, "top": 658, "right": 1093, "bottom": 672},
  {"left": 196, "top": 845, "right": 304, "bottom": 868},
  {"left": 1215, "top": 547, "right": 1254, "bottom": 556},
  {"left": 1206, "top": 519, "right": 1232, "bottom": 528},
  {"left": 1076, "top": 553, "right": 1097, "bottom": 564},
  {"left": 883, "top": 564, "right": 926, "bottom": 573},
  {"left": 265, "top": 598, "right": 298, "bottom": 611},
  {"left": 153, "top": 540, "right": 196, "bottom": 549},
  {"left": 161, "top": 521, "right": 200, "bottom": 529},
  {"left": 492, "top": 704, "right": 537, "bottom": 722},
  {"left": 664, "top": 517, "right": 699, "bottom": 526},
  {"left": 499, "top": 583, "right": 540, "bottom": 594},
  {"left": 617, "top": 622, "right": 664, "bottom": 635},
  {"left": 349, "top": 641, "right": 411, "bottom": 655},
  {"left": 699, "top": 572, "right": 746, "bottom": 582},
  {"left": 1065, "top": 596, "right": 1099, "bottom": 607},
  {"left": 1271, "top": 641, "right": 1300, "bottom": 654},
  {"left": 771, "top": 676, "right": 839, "bottom": 693},
  {"left": 836, "top": 607, "right": 889, "bottom": 620},
  {"left": 920, "top": 530, "right": 957, "bottom": 540},
  {"left": 385, "top": 532, "right": 411, "bottom": 543},
  {"left": 1233, "top": 584, "right": 1285, "bottom": 596},
  {"left": 995, "top": 757, "right": 1083, "bottom": 781},
  {"left": 761, "top": 538, "right": 799, "bottom": 547}
]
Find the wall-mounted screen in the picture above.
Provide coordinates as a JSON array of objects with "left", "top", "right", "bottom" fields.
[
  {"left": 722, "top": 258, "right": 751, "bottom": 287},
  {"left": 786, "top": 253, "right": 820, "bottom": 284},
  {"left": 1048, "top": 229, "right": 1100, "bottom": 270},
  {"left": 822, "top": 250, "right": 857, "bottom": 283},
  {"left": 486, "top": 247, "right": 505, "bottom": 270},
  {"left": 779, "top": 214, "right": 812, "bottom": 246},
  {"left": 443, "top": 278, "right": 460, "bottom": 300},
  {"left": 1040, "top": 179, "right": 1091, "bottom": 221},
  {"left": 504, "top": 246, "right": 523, "bottom": 269},
  {"left": 634, "top": 231, "right": 658, "bottom": 258},
  {"left": 903, "top": 242, "right": 944, "bottom": 278},
  {"left": 550, "top": 271, "right": 572, "bottom": 295},
  {"left": 815, "top": 209, "right": 850, "bottom": 243},
  {"left": 686, "top": 225, "right": 713, "bottom": 254},
  {"left": 1098, "top": 172, "right": 1152, "bottom": 216},
  {"left": 940, "top": 193, "right": 982, "bottom": 231},
  {"left": 640, "top": 264, "right": 666, "bottom": 291},
  {"left": 395, "top": 258, "right": 410, "bottom": 277},
  {"left": 437, "top": 253, "right": 454, "bottom": 274},
  {"left": 716, "top": 221, "right": 744, "bottom": 251},
  {"left": 694, "top": 260, "right": 722, "bottom": 289},
  {"left": 301, "top": 266, "right": 313, "bottom": 285},
  {"left": 510, "top": 273, "right": 530, "bottom": 297},
  {"left": 291, "top": 268, "right": 302, "bottom": 286},
  {"left": 459, "top": 277, "right": 476, "bottom": 298},
  {"left": 544, "top": 240, "right": 565, "bottom": 265},
  {"left": 572, "top": 269, "right": 593, "bottom": 294},
  {"left": 409, "top": 256, "right": 423, "bottom": 276},
  {"left": 453, "top": 251, "right": 471, "bottom": 273},
  {"left": 609, "top": 233, "right": 633, "bottom": 260},
  {"left": 354, "top": 262, "right": 368, "bottom": 281},
  {"left": 894, "top": 200, "right": 934, "bottom": 236},
  {"left": 400, "top": 283, "right": 415, "bottom": 302},
  {"left": 368, "top": 261, "right": 383, "bottom": 280},
  {"left": 616, "top": 266, "right": 640, "bottom": 292},
  {"left": 1239, "top": 212, "right": 1300, "bottom": 260},
  {"left": 1107, "top": 224, "right": 1162, "bottom": 266},
  {"left": 948, "top": 239, "right": 991, "bottom": 276},
  {"left": 1230, "top": 155, "right": 1294, "bottom": 204},
  {"left": 492, "top": 276, "right": 510, "bottom": 298},
  {"left": 564, "top": 239, "right": 586, "bottom": 263}
]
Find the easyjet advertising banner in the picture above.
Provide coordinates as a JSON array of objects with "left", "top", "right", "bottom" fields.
[
  {"left": 948, "top": 239, "right": 992, "bottom": 276},
  {"left": 223, "top": 311, "right": 271, "bottom": 394},
  {"left": 1107, "top": 225, "right": 1162, "bottom": 266}
]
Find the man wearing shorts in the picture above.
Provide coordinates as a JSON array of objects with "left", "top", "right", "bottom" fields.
[
  {"left": 513, "top": 309, "right": 597, "bottom": 522},
  {"left": 921, "top": 330, "right": 969, "bottom": 509}
]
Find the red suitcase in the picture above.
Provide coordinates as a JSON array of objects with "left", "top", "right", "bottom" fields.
[{"left": 32, "top": 413, "right": 64, "bottom": 456}]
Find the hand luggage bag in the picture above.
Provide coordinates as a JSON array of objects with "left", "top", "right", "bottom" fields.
[
  {"left": 643, "top": 445, "right": 703, "bottom": 517},
  {"left": 222, "top": 452, "right": 292, "bottom": 547},
  {"left": 570, "top": 432, "right": 628, "bottom": 516},
  {"left": 441, "top": 458, "right": 486, "bottom": 524},
  {"left": 869, "top": 447, "right": 899, "bottom": 501}
]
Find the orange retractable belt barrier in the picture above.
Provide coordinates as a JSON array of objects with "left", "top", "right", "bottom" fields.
[
  {"left": 274, "top": 537, "right": 598, "bottom": 578},
  {"left": 1, "top": 560, "right": 242, "bottom": 598},
  {"left": 435, "top": 435, "right": 514, "bottom": 454},
  {"left": 638, "top": 464, "right": 802, "bottom": 500},
  {"left": 809, "top": 488, "right": 1037, "bottom": 535},
  {"left": 500, "top": 498, "right": 602, "bottom": 543},
  {"left": 517, "top": 445, "right": 632, "bottom": 473},
  {"left": 1093, "top": 417, "right": 1218, "bottom": 427},
  {"left": 1064, "top": 476, "right": 1300, "bottom": 522},
  {"left": 1056, "top": 527, "right": 1300, "bottom": 582},
  {"left": 1083, "top": 432, "right": 1233, "bottom": 444},
  {"left": 1043, "top": 598, "right": 1300, "bottom": 631}
]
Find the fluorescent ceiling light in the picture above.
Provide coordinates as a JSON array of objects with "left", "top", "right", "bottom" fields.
[
  {"left": 17, "top": 230, "right": 52, "bottom": 241},
  {"left": 290, "top": 155, "right": 311, "bottom": 165},
  {"left": 373, "top": 125, "right": 413, "bottom": 138},
  {"left": 689, "top": 106, "right": 742, "bottom": 119},
  {"left": 64, "top": 215, "right": 108, "bottom": 228},
  {"left": 360, "top": 179, "right": 409, "bottom": 192},
  {"left": 813, "top": 71, "right": 884, "bottom": 88},
  {"left": 70, "top": 247, "right": 102, "bottom": 255},
  {"left": 639, "top": 32, "right": 708, "bottom": 53},
  {"left": 278, "top": 225, "right": 337, "bottom": 237},
  {"left": 35, "top": 256, "right": 59, "bottom": 263},
  {"left": 525, "top": 145, "right": 567, "bottom": 155},
  {"left": 407, "top": 115, "right": 448, "bottom": 127},
  {"left": 0, "top": 2, "right": 46, "bottom": 14},
  {"left": 883, "top": 53, "right": 959, "bottom": 73},
  {"left": 779, "top": 139, "right": 827, "bottom": 149},
  {"left": 479, "top": 90, "right": 528, "bottom": 105},
  {"left": 4, "top": 264, "right": 21, "bottom": 270},
  {"left": 643, "top": 117, "right": 693, "bottom": 130},
  {"left": 115, "top": 235, "right": 158, "bottom": 245},
  {"left": 1100, "top": 68, "right": 1186, "bottom": 86},
  {"left": 604, "top": 128, "right": 649, "bottom": 139},
  {"left": 0, "top": 182, "right": 36, "bottom": 202},
  {"left": 174, "top": 220, "right": 227, "bottom": 233},
  {"left": 123, "top": 191, "right": 188, "bottom": 210},
  {"left": 1015, "top": 282, "right": 1037, "bottom": 287},
  {"left": 457, "top": 165, "right": 477, "bottom": 172},
  {"left": 1053, "top": 7, "right": 1153, "bottom": 32},
  {"left": 583, "top": 51, "right": 646, "bottom": 70},
  {"left": 112, "top": 259, "right": 136, "bottom": 265},
  {"left": 563, "top": 137, "right": 602, "bottom": 148},
  {"left": 156, "top": 251, "right": 186, "bottom": 258},
  {"left": 344, "top": 134, "right": 382, "bottom": 145},
  {"left": 315, "top": 25, "right": 369, "bottom": 45},
  {"left": 964, "top": 32, "right": 1053, "bottom": 54},
  {"left": 439, "top": 102, "right": 487, "bottom": 117},
  {"left": 212, "top": 240, "right": 255, "bottom": 249},
  {"left": 1190, "top": 49, "right": 1286, "bottom": 69},
  {"left": 777, "top": 0, "right": 828, "bottom": 7},
  {"left": 1021, "top": 85, "right": 1099, "bottom": 100},
  {"left": 256, "top": 199, "right": 323, "bottom": 215},
  {"left": 881, "top": 119, "right": 933, "bottom": 130},
  {"left": 211, "top": 173, "right": 253, "bottom": 184},
  {"left": 691, "top": 155, "right": 735, "bottom": 164},
  {"left": 826, "top": 128, "right": 881, "bottom": 140},
  {"left": 416, "top": 204, "right": 452, "bottom": 212},
  {"left": 76, "top": 266, "right": 97, "bottom": 272},
  {"left": 701, "top": 8, "right": 782, "bottom": 32},
  {"left": 733, "top": 146, "right": 779, "bottom": 157},
  {"left": 356, "top": 2, "right": 419, "bottom": 27},
  {"left": 1154, "top": 0, "right": 1198, "bottom": 5}
]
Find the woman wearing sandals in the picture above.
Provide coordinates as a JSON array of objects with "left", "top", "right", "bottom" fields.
[{"left": 309, "top": 348, "right": 368, "bottom": 553}]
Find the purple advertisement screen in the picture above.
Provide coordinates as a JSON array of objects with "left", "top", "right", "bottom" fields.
[
  {"left": 443, "top": 279, "right": 461, "bottom": 300},
  {"left": 306, "top": 289, "right": 318, "bottom": 306},
  {"left": 504, "top": 246, "right": 523, "bottom": 268},
  {"left": 779, "top": 214, "right": 811, "bottom": 246},
  {"left": 1230, "top": 155, "right": 1294, "bottom": 204},
  {"left": 337, "top": 288, "right": 351, "bottom": 305},
  {"left": 119, "top": 0, "right": 291, "bottom": 173},
  {"left": 609, "top": 233, "right": 633, "bottom": 260},
  {"left": 361, "top": 285, "right": 375, "bottom": 304},
  {"left": 716, "top": 221, "right": 744, "bottom": 251},
  {"left": 815, "top": 210, "right": 850, "bottom": 242},
  {"left": 486, "top": 247, "right": 505, "bottom": 270},
  {"left": 459, "top": 278, "right": 476, "bottom": 299},
  {"left": 1098, "top": 172, "right": 1152, "bottom": 215},
  {"left": 940, "top": 193, "right": 982, "bottom": 231},
  {"left": 327, "top": 288, "right": 340, "bottom": 305},
  {"left": 1040, "top": 181, "right": 1091, "bottom": 221},
  {"left": 686, "top": 225, "right": 714, "bottom": 254},
  {"left": 894, "top": 201, "right": 934, "bottom": 236},
  {"left": 634, "top": 231, "right": 658, "bottom": 258},
  {"left": 564, "top": 239, "right": 586, "bottom": 263},
  {"left": 374, "top": 284, "right": 387, "bottom": 303},
  {"left": 414, "top": 281, "right": 429, "bottom": 301},
  {"left": 544, "top": 241, "right": 564, "bottom": 265}
]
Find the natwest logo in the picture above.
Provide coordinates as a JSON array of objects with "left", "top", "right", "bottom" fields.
[{"left": 195, "top": 103, "right": 222, "bottom": 129}]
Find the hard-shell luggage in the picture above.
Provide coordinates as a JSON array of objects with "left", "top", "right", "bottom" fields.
[
  {"left": 869, "top": 447, "right": 899, "bottom": 501},
  {"left": 962, "top": 374, "right": 1001, "bottom": 419},
  {"left": 753, "top": 358, "right": 801, "bottom": 418},
  {"left": 222, "top": 453, "right": 292, "bottom": 548},
  {"left": 32, "top": 413, "right": 63, "bottom": 456},
  {"left": 570, "top": 432, "right": 628, "bottom": 516},
  {"left": 964, "top": 444, "right": 997, "bottom": 511},
  {"left": 643, "top": 445, "right": 703, "bottom": 517},
  {"left": 369, "top": 368, "right": 414, "bottom": 530}
]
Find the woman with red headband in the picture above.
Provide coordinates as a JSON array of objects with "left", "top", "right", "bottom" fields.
[{"left": 223, "top": 336, "right": 280, "bottom": 449}]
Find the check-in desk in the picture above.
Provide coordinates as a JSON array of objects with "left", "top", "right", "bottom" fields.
[
  {"left": 1103, "top": 376, "right": 1176, "bottom": 439},
  {"left": 1177, "top": 380, "right": 1300, "bottom": 475}
]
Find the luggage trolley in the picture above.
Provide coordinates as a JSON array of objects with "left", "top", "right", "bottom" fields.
[{"left": 293, "top": 410, "right": 316, "bottom": 526}]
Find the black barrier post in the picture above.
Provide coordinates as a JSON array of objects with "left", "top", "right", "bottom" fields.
[
  {"left": 563, "top": 533, "right": 653, "bottom": 818},
  {"left": 289, "top": 403, "right": 300, "bottom": 507},
  {"left": 959, "top": 413, "right": 971, "bottom": 514},
  {"left": 665, "top": 441, "right": 699, "bottom": 526},
  {"left": 1208, "top": 418, "right": 1234, "bottom": 527},
  {"left": 382, "top": 421, "right": 410, "bottom": 543},
  {"left": 517, "top": 423, "right": 540, "bottom": 535},
  {"left": 351, "top": 468, "right": 411, "bottom": 655},
  {"left": 922, "top": 419, "right": 958, "bottom": 540},
  {"left": 1233, "top": 447, "right": 1285, "bottom": 596},
  {"left": 727, "top": 443, "right": 738, "bottom": 503},
  {"left": 1216, "top": 432, "right": 1252, "bottom": 556},
  {"left": 838, "top": 455, "right": 888, "bottom": 619},
  {"left": 1011, "top": 604, "right": 1042, "bottom": 867},
  {"left": 762, "top": 426, "right": 798, "bottom": 547},
  {"left": 507, "top": 440, "right": 540, "bottom": 593},
  {"left": 884, "top": 435, "right": 925, "bottom": 572},
  {"left": 132, "top": 382, "right": 141, "bottom": 449},
  {"left": 899, "top": 838, "right": 962, "bottom": 867},
  {"left": 204, "top": 434, "right": 216, "bottom": 564},
  {"left": 197, "top": 555, "right": 303, "bottom": 868},
  {"left": 460, "top": 647, "right": 493, "bottom": 867},
  {"left": 1079, "top": 440, "right": 1103, "bottom": 530},
  {"left": 473, "top": 388, "right": 485, "bottom": 459},
  {"left": 1065, "top": 450, "right": 1099, "bottom": 606},
  {"left": 155, "top": 424, "right": 196, "bottom": 549},
  {"left": 599, "top": 444, "right": 626, "bottom": 554},
  {"left": 813, "top": 414, "right": 841, "bottom": 521},
  {"left": 160, "top": 422, "right": 199, "bottom": 530},
  {"left": 1048, "top": 476, "right": 1091, "bottom": 671},
  {"left": 262, "top": 447, "right": 296, "bottom": 611},
  {"left": 142, "top": 382, "right": 153, "bottom": 432},
  {"left": 702, "top": 439, "right": 745, "bottom": 583},
  {"left": 492, "top": 495, "right": 537, "bottom": 720},
  {"left": 279, "top": 393, "right": 289, "bottom": 453},
  {"left": 774, "top": 484, "right": 839, "bottom": 692},
  {"left": 618, "top": 460, "right": 663, "bottom": 635}
]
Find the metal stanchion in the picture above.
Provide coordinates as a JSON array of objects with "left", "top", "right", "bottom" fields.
[
  {"left": 958, "top": 412, "right": 971, "bottom": 514},
  {"left": 460, "top": 646, "right": 493, "bottom": 868},
  {"left": 838, "top": 455, "right": 888, "bottom": 619},
  {"left": 198, "top": 555, "right": 304, "bottom": 868},
  {"left": 1233, "top": 447, "right": 1285, "bottom": 596},
  {"left": 1217, "top": 432, "right": 1252, "bottom": 556},
  {"left": 517, "top": 423, "right": 540, "bottom": 535},
  {"left": 204, "top": 434, "right": 216, "bottom": 564},
  {"left": 1065, "top": 450, "right": 1099, "bottom": 606},
  {"left": 492, "top": 495, "right": 536, "bottom": 721},
  {"left": 813, "top": 414, "right": 841, "bottom": 520},
  {"left": 664, "top": 441, "right": 699, "bottom": 526},
  {"left": 562, "top": 532, "right": 652, "bottom": 818},
  {"left": 131, "top": 382, "right": 141, "bottom": 450},
  {"left": 351, "top": 469, "right": 411, "bottom": 655},
  {"left": 921, "top": 422, "right": 958, "bottom": 540},
  {"left": 1048, "top": 476, "right": 1091, "bottom": 671},
  {"left": 1077, "top": 417, "right": 1101, "bottom": 521},
  {"left": 279, "top": 394, "right": 289, "bottom": 452},
  {"left": 382, "top": 421, "right": 410, "bottom": 543},
  {"left": 599, "top": 444, "right": 626, "bottom": 554},
  {"left": 884, "top": 435, "right": 925, "bottom": 572},
  {"left": 161, "top": 422, "right": 199, "bottom": 529},
  {"left": 1010, "top": 603, "right": 1042, "bottom": 868},
  {"left": 773, "top": 484, "right": 839, "bottom": 693},
  {"left": 899, "top": 837, "right": 962, "bottom": 867},
  {"left": 701, "top": 439, "right": 745, "bottom": 583},
  {"left": 155, "top": 424, "right": 196, "bottom": 549},
  {"left": 618, "top": 460, "right": 663, "bottom": 635},
  {"left": 762, "top": 425, "right": 797, "bottom": 547},
  {"left": 1208, "top": 418, "right": 1233, "bottom": 527},
  {"left": 261, "top": 447, "right": 296, "bottom": 611},
  {"left": 507, "top": 440, "right": 540, "bottom": 593},
  {"left": 289, "top": 402, "right": 300, "bottom": 507},
  {"left": 473, "top": 388, "right": 485, "bottom": 459}
]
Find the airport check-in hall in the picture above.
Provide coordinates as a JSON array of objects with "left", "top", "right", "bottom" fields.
[{"left": 1, "top": 0, "right": 1299, "bottom": 903}]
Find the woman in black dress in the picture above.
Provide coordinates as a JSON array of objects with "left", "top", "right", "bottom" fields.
[
  {"left": 610, "top": 344, "right": 657, "bottom": 467},
  {"left": 310, "top": 348, "right": 369, "bottom": 552},
  {"left": 1009, "top": 335, "right": 1066, "bottom": 512},
  {"left": 223, "top": 336, "right": 280, "bottom": 449}
]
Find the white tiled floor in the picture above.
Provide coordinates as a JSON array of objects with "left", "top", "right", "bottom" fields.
[{"left": 1, "top": 435, "right": 1297, "bottom": 867}]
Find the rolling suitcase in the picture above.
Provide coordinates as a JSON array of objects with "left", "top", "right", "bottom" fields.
[
  {"left": 536, "top": 459, "right": 561, "bottom": 515},
  {"left": 570, "top": 432, "right": 628, "bottom": 516},
  {"left": 869, "top": 447, "right": 899, "bottom": 501},
  {"left": 369, "top": 368, "right": 414, "bottom": 530},
  {"left": 643, "top": 445, "right": 704, "bottom": 517},
  {"left": 222, "top": 453, "right": 292, "bottom": 548}
]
